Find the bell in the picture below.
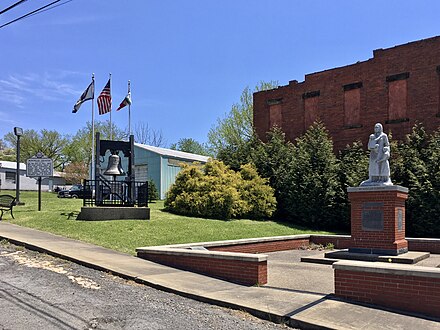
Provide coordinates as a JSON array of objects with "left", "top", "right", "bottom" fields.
[{"left": 104, "top": 152, "right": 125, "bottom": 176}]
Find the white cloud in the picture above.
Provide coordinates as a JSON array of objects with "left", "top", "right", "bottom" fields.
[
  {"left": 47, "top": 15, "right": 106, "bottom": 26},
  {"left": 0, "top": 71, "right": 82, "bottom": 106}
]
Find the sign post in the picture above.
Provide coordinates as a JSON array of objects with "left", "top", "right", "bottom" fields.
[{"left": 26, "top": 152, "right": 53, "bottom": 211}]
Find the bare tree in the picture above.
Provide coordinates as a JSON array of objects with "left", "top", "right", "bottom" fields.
[{"left": 133, "top": 122, "right": 166, "bottom": 147}]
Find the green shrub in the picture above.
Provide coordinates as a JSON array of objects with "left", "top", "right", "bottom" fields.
[
  {"left": 238, "top": 163, "right": 277, "bottom": 219},
  {"left": 165, "top": 160, "right": 276, "bottom": 220},
  {"left": 148, "top": 179, "right": 159, "bottom": 202}
]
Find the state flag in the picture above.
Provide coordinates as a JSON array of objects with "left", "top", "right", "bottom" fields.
[
  {"left": 117, "top": 92, "right": 132, "bottom": 111},
  {"left": 72, "top": 81, "right": 94, "bottom": 113}
]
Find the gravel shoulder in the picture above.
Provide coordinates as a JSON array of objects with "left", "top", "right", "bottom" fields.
[{"left": 0, "top": 241, "right": 290, "bottom": 330}]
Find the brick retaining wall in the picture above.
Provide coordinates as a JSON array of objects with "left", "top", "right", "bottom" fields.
[
  {"left": 309, "top": 235, "right": 352, "bottom": 249},
  {"left": 137, "top": 234, "right": 440, "bottom": 287},
  {"left": 407, "top": 238, "right": 440, "bottom": 254},
  {"left": 333, "top": 260, "right": 440, "bottom": 318},
  {"left": 208, "top": 238, "right": 309, "bottom": 253},
  {"left": 137, "top": 248, "right": 267, "bottom": 286}
]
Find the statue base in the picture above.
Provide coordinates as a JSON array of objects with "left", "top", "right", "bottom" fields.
[{"left": 347, "top": 185, "right": 408, "bottom": 256}]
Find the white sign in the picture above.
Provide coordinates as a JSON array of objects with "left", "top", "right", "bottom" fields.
[{"left": 26, "top": 153, "right": 53, "bottom": 178}]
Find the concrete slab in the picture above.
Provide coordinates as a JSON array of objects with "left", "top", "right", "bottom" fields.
[
  {"left": 203, "top": 285, "right": 327, "bottom": 323},
  {"left": 267, "top": 250, "right": 334, "bottom": 295},
  {"left": 300, "top": 254, "right": 338, "bottom": 265},
  {"left": 290, "top": 298, "right": 440, "bottom": 330},
  {"left": 325, "top": 249, "right": 430, "bottom": 264},
  {"left": 137, "top": 271, "right": 239, "bottom": 296}
]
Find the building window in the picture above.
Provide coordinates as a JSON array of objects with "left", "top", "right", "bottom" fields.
[
  {"left": 5, "top": 171, "right": 15, "bottom": 182},
  {"left": 303, "top": 90, "right": 320, "bottom": 130},
  {"left": 386, "top": 73, "right": 410, "bottom": 124},
  {"left": 267, "top": 98, "right": 283, "bottom": 128},
  {"left": 343, "top": 82, "right": 362, "bottom": 128}
]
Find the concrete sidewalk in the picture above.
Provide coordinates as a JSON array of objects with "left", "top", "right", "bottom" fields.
[{"left": 0, "top": 222, "right": 438, "bottom": 329}]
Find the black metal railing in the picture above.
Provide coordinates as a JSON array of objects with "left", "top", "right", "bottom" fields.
[{"left": 82, "top": 179, "right": 148, "bottom": 207}]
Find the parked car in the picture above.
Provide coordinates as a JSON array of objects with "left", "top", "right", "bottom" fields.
[{"left": 57, "top": 184, "right": 92, "bottom": 199}]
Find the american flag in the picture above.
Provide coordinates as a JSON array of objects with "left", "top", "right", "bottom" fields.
[{"left": 97, "top": 79, "right": 111, "bottom": 115}]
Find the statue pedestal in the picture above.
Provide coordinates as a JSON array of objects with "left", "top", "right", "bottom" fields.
[{"left": 347, "top": 185, "right": 408, "bottom": 256}]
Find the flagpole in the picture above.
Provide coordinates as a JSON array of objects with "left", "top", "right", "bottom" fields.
[
  {"left": 91, "top": 73, "right": 95, "bottom": 181},
  {"left": 109, "top": 73, "right": 112, "bottom": 140},
  {"left": 128, "top": 80, "right": 131, "bottom": 138}
]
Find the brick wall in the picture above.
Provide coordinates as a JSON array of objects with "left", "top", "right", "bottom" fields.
[
  {"left": 208, "top": 238, "right": 309, "bottom": 253},
  {"left": 334, "top": 261, "right": 440, "bottom": 318},
  {"left": 407, "top": 238, "right": 440, "bottom": 254},
  {"left": 137, "top": 251, "right": 267, "bottom": 286},
  {"left": 137, "top": 235, "right": 440, "bottom": 288},
  {"left": 254, "top": 36, "right": 440, "bottom": 151},
  {"left": 309, "top": 235, "right": 352, "bottom": 249}
]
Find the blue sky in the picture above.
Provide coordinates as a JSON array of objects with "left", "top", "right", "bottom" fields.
[{"left": 1, "top": 0, "right": 439, "bottom": 147}]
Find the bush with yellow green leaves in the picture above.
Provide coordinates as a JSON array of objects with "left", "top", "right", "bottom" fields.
[{"left": 165, "top": 160, "right": 276, "bottom": 220}]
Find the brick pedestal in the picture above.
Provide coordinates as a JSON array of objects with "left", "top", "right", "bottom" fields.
[{"left": 347, "top": 185, "right": 408, "bottom": 256}]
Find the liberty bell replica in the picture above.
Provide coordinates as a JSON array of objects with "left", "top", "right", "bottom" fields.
[{"left": 104, "top": 150, "right": 125, "bottom": 176}]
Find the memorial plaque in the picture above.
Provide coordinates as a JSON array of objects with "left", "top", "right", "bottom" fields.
[
  {"left": 398, "top": 209, "right": 403, "bottom": 231},
  {"left": 362, "top": 202, "right": 384, "bottom": 231}
]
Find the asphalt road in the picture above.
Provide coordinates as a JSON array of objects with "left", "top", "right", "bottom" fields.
[{"left": 0, "top": 242, "right": 289, "bottom": 330}]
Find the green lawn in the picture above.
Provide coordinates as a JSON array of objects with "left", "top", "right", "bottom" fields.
[{"left": 3, "top": 190, "right": 335, "bottom": 255}]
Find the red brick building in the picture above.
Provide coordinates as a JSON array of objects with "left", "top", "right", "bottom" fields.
[{"left": 253, "top": 36, "right": 440, "bottom": 151}]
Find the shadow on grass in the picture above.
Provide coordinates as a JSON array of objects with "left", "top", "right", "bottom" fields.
[
  {"left": 158, "top": 207, "right": 348, "bottom": 234},
  {"left": 60, "top": 212, "right": 79, "bottom": 220}
]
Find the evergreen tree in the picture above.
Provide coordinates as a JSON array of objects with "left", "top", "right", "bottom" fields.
[
  {"left": 336, "top": 141, "right": 369, "bottom": 230},
  {"left": 251, "top": 127, "right": 295, "bottom": 218},
  {"left": 288, "top": 122, "right": 343, "bottom": 229},
  {"left": 391, "top": 124, "right": 431, "bottom": 236}
]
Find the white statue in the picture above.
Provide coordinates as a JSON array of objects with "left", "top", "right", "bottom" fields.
[{"left": 360, "top": 123, "right": 392, "bottom": 186}]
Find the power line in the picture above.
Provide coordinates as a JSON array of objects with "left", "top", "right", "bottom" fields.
[
  {"left": 0, "top": 0, "right": 73, "bottom": 30},
  {"left": 27, "top": 0, "right": 73, "bottom": 19},
  {"left": 0, "top": 0, "right": 28, "bottom": 16}
]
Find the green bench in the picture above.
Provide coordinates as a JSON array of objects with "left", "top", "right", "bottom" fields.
[{"left": 0, "top": 194, "right": 16, "bottom": 220}]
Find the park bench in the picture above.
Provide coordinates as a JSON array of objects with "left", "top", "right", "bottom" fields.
[{"left": 0, "top": 194, "right": 16, "bottom": 220}]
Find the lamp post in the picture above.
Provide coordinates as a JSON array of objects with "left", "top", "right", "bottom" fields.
[{"left": 14, "top": 127, "right": 23, "bottom": 205}]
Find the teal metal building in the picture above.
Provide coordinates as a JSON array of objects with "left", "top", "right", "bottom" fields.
[{"left": 133, "top": 144, "right": 210, "bottom": 199}]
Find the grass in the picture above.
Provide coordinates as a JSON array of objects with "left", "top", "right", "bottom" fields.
[{"left": 3, "top": 190, "right": 335, "bottom": 255}]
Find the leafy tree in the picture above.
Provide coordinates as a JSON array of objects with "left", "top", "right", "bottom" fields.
[
  {"left": 4, "top": 129, "right": 69, "bottom": 169},
  {"left": 216, "top": 132, "right": 261, "bottom": 171},
  {"left": 64, "top": 120, "right": 126, "bottom": 167},
  {"left": 207, "top": 81, "right": 278, "bottom": 158},
  {"left": 63, "top": 162, "right": 88, "bottom": 184},
  {"left": 0, "top": 146, "right": 15, "bottom": 161},
  {"left": 170, "top": 138, "right": 210, "bottom": 156}
]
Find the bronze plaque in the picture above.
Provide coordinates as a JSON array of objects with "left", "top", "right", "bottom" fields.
[
  {"left": 398, "top": 209, "right": 403, "bottom": 231},
  {"left": 362, "top": 202, "right": 384, "bottom": 231}
]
